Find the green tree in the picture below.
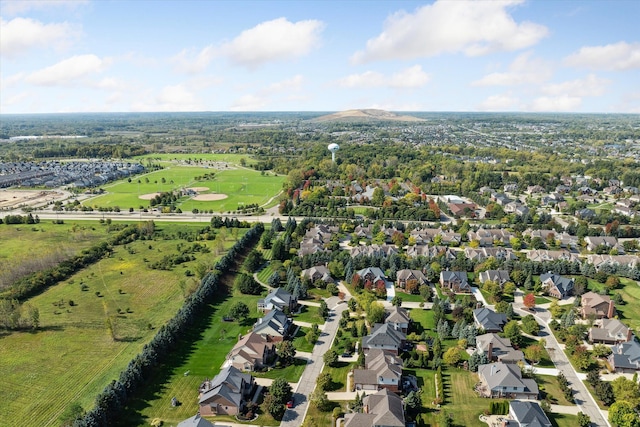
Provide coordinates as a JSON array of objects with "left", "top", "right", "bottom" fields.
[
  {"left": 372, "top": 187, "right": 385, "bottom": 206},
  {"left": 609, "top": 400, "right": 640, "bottom": 427},
  {"left": 524, "top": 344, "right": 544, "bottom": 364},
  {"left": 228, "top": 301, "right": 250, "bottom": 322},
  {"left": 577, "top": 412, "right": 591, "bottom": 427},
  {"left": 443, "top": 347, "right": 461, "bottom": 366},
  {"left": 310, "top": 388, "right": 331, "bottom": 411},
  {"left": 324, "top": 349, "right": 339, "bottom": 367},
  {"left": 503, "top": 320, "right": 522, "bottom": 347},
  {"left": 404, "top": 390, "right": 422, "bottom": 411},
  {"left": 243, "top": 249, "right": 265, "bottom": 272},
  {"left": 366, "top": 301, "right": 386, "bottom": 324},
  {"left": 391, "top": 295, "right": 403, "bottom": 307},
  {"left": 277, "top": 340, "right": 296, "bottom": 367},
  {"left": 521, "top": 315, "right": 539, "bottom": 335},
  {"left": 317, "top": 372, "right": 332, "bottom": 391}
]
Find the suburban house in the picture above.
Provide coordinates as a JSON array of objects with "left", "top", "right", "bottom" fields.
[
  {"left": 257, "top": 288, "right": 298, "bottom": 313},
  {"left": 177, "top": 414, "right": 215, "bottom": 427},
  {"left": 385, "top": 306, "right": 411, "bottom": 334},
  {"left": 476, "top": 362, "right": 538, "bottom": 399},
  {"left": 475, "top": 333, "right": 524, "bottom": 364},
  {"left": 355, "top": 267, "right": 388, "bottom": 288},
  {"left": 609, "top": 339, "right": 640, "bottom": 373},
  {"left": 198, "top": 366, "right": 255, "bottom": 416},
  {"left": 440, "top": 270, "right": 471, "bottom": 293},
  {"left": 449, "top": 202, "right": 477, "bottom": 218},
  {"left": 586, "top": 254, "right": 640, "bottom": 271},
  {"left": 539, "top": 273, "right": 574, "bottom": 299},
  {"left": 473, "top": 308, "right": 508, "bottom": 333},
  {"left": 526, "top": 249, "right": 580, "bottom": 263},
  {"left": 406, "top": 244, "right": 456, "bottom": 260},
  {"left": 580, "top": 291, "right": 616, "bottom": 319},
  {"left": 342, "top": 388, "right": 405, "bottom": 427},
  {"left": 351, "top": 244, "right": 399, "bottom": 258},
  {"left": 478, "top": 270, "right": 511, "bottom": 287},
  {"left": 467, "top": 228, "right": 513, "bottom": 246},
  {"left": 252, "top": 309, "right": 292, "bottom": 342},
  {"left": 300, "top": 265, "right": 334, "bottom": 286},
  {"left": 464, "top": 247, "right": 517, "bottom": 262},
  {"left": 396, "top": 269, "right": 427, "bottom": 290},
  {"left": 362, "top": 323, "right": 406, "bottom": 355},
  {"left": 584, "top": 236, "right": 621, "bottom": 252},
  {"left": 501, "top": 401, "right": 552, "bottom": 427},
  {"left": 227, "top": 332, "right": 276, "bottom": 372},
  {"left": 353, "top": 349, "right": 403, "bottom": 392},
  {"left": 588, "top": 319, "right": 633, "bottom": 344}
]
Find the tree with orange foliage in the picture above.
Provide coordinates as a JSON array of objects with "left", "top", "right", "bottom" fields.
[{"left": 523, "top": 293, "right": 536, "bottom": 310}]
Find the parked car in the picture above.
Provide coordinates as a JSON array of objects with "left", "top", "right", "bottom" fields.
[{"left": 286, "top": 399, "right": 294, "bottom": 408}]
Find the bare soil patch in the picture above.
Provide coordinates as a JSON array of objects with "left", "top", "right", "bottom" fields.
[
  {"left": 192, "top": 194, "right": 228, "bottom": 201},
  {"left": 0, "top": 189, "right": 66, "bottom": 209},
  {"left": 138, "top": 192, "right": 162, "bottom": 200},
  {"left": 187, "top": 187, "right": 209, "bottom": 192}
]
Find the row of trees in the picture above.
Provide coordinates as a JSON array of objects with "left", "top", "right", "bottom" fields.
[{"left": 72, "top": 223, "right": 264, "bottom": 426}]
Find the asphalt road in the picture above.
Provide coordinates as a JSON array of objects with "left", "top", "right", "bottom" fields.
[
  {"left": 513, "top": 304, "right": 610, "bottom": 427},
  {"left": 280, "top": 300, "right": 348, "bottom": 427}
]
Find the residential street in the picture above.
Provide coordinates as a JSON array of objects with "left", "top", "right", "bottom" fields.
[
  {"left": 513, "top": 304, "right": 610, "bottom": 427},
  {"left": 279, "top": 298, "right": 348, "bottom": 427}
]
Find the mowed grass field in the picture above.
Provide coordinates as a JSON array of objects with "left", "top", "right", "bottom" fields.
[
  {"left": 0, "top": 222, "right": 244, "bottom": 427},
  {"left": 615, "top": 277, "right": 640, "bottom": 333},
  {"left": 117, "top": 287, "right": 277, "bottom": 426},
  {"left": 85, "top": 154, "right": 284, "bottom": 212}
]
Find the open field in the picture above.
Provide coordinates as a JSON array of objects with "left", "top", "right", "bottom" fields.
[
  {"left": 84, "top": 164, "right": 284, "bottom": 212},
  {"left": 0, "top": 222, "right": 244, "bottom": 427},
  {"left": 0, "top": 221, "right": 112, "bottom": 289},
  {"left": 0, "top": 189, "right": 69, "bottom": 209}
]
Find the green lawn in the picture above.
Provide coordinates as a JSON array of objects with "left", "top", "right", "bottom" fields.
[
  {"left": 252, "top": 357, "right": 307, "bottom": 382},
  {"left": 302, "top": 401, "right": 345, "bottom": 427},
  {"left": 293, "top": 304, "right": 325, "bottom": 325},
  {"left": 549, "top": 413, "right": 579, "bottom": 427},
  {"left": 537, "top": 375, "right": 573, "bottom": 406},
  {"left": 308, "top": 287, "right": 332, "bottom": 299},
  {"left": 395, "top": 291, "right": 425, "bottom": 303},
  {"left": 293, "top": 326, "right": 316, "bottom": 353},
  {"left": 85, "top": 163, "right": 284, "bottom": 212},
  {"left": 615, "top": 278, "right": 640, "bottom": 333},
  {"left": 322, "top": 361, "right": 356, "bottom": 392},
  {"left": 420, "top": 369, "right": 489, "bottom": 426},
  {"left": 115, "top": 287, "right": 263, "bottom": 426},
  {"left": 0, "top": 224, "right": 242, "bottom": 427},
  {"left": 535, "top": 296, "right": 551, "bottom": 304},
  {"left": 256, "top": 264, "right": 275, "bottom": 284},
  {"left": 409, "top": 308, "right": 436, "bottom": 331}
]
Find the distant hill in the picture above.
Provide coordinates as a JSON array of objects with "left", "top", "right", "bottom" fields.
[{"left": 310, "top": 109, "right": 425, "bottom": 123}]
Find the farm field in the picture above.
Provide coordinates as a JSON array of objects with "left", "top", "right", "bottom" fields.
[
  {"left": 0, "top": 221, "right": 111, "bottom": 289},
  {"left": 84, "top": 156, "right": 284, "bottom": 212},
  {"left": 0, "top": 222, "right": 244, "bottom": 427}
]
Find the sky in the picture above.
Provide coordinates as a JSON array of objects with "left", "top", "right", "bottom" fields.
[{"left": 1, "top": 0, "right": 639, "bottom": 114}]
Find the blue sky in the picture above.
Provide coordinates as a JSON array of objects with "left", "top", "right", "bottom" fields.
[{"left": 1, "top": 0, "right": 639, "bottom": 113}]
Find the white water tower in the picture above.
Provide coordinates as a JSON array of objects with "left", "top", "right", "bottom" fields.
[{"left": 328, "top": 143, "right": 340, "bottom": 163}]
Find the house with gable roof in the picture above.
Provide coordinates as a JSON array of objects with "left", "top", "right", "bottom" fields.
[
  {"left": 609, "top": 339, "right": 640, "bottom": 373},
  {"left": 580, "top": 291, "right": 615, "bottom": 319},
  {"left": 362, "top": 323, "right": 405, "bottom": 355},
  {"left": 477, "top": 362, "right": 538, "bottom": 399},
  {"left": 198, "top": 366, "right": 255, "bottom": 416},
  {"left": 385, "top": 306, "right": 410, "bottom": 334},
  {"left": 301, "top": 265, "right": 334, "bottom": 286},
  {"left": 395, "top": 269, "right": 427, "bottom": 290},
  {"left": 227, "top": 331, "right": 276, "bottom": 372},
  {"left": 588, "top": 318, "right": 633, "bottom": 344},
  {"left": 177, "top": 414, "right": 215, "bottom": 427},
  {"left": 539, "top": 273, "right": 574, "bottom": 299},
  {"left": 501, "top": 401, "right": 552, "bottom": 427},
  {"left": 476, "top": 333, "right": 524, "bottom": 364},
  {"left": 478, "top": 270, "right": 511, "bottom": 287},
  {"left": 342, "top": 388, "right": 405, "bottom": 427},
  {"left": 257, "top": 287, "right": 298, "bottom": 313},
  {"left": 252, "top": 309, "right": 292, "bottom": 342},
  {"left": 439, "top": 270, "right": 470, "bottom": 293},
  {"left": 353, "top": 349, "right": 403, "bottom": 392},
  {"left": 473, "top": 307, "right": 508, "bottom": 333}
]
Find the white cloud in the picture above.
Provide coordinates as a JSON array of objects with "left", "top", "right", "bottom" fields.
[
  {"left": 26, "top": 54, "right": 109, "bottom": 86},
  {"left": 352, "top": 0, "right": 548, "bottom": 63},
  {"left": 564, "top": 42, "right": 640, "bottom": 71},
  {"left": 171, "top": 46, "right": 216, "bottom": 74},
  {"left": 1, "top": 17, "right": 79, "bottom": 58},
  {"left": 337, "top": 71, "right": 386, "bottom": 88},
  {"left": 131, "top": 84, "right": 204, "bottom": 112},
  {"left": 263, "top": 75, "right": 303, "bottom": 94},
  {"left": 221, "top": 17, "right": 324, "bottom": 68},
  {"left": 389, "top": 65, "right": 431, "bottom": 88},
  {"left": 542, "top": 74, "right": 610, "bottom": 97},
  {"left": 477, "top": 93, "right": 519, "bottom": 111},
  {"left": 529, "top": 95, "right": 581, "bottom": 112},
  {"left": 0, "top": 72, "right": 25, "bottom": 90},
  {"left": 1, "top": 0, "right": 88, "bottom": 15},
  {"left": 472, "top": 52, "right": 552, "bottom": 86},
  {"left": 230, "top": 94, "right": 268, "bottom": 111},
  {"left": 337, "top": 65, "right": 430, "bottom": 89}
]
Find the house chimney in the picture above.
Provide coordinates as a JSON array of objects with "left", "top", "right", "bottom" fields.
[
  {"left": 608, "top": 300, "right": 615, "bottom": 319},
  {"left": 488, "top": 342, "right": 494, "bottom": 361},
  {"left": 627, "top": 327, "right": 633, "bottom": 343}
]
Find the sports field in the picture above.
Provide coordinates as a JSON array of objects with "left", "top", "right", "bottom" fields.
[
  {"left": 84, "top": 154, "right": 284, "bottom": 212},
  {"left": 0, "top": 222, "right": 245, "bottom": 427}
]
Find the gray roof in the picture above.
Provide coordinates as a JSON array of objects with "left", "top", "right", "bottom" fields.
[
  {"left": 509, "top": 401, "right": 552, "bottom": 427},
  {"left": 478, "top": 362, "right": 538, "bottom": 395},
  {"left": 177, "top": 414, "right": 216, "bottom": 427},
  {"left": 199, "top": 366, "right": 251, "bottom": 407},
  {"left": 254, "top": 309, "right": 291, "bottom": 337},
  {"left": 385, "top": 306, "right": 410, "bottom": 325},
  {"left": 478, "top": 270, "right": 511, "bottom": 285},
  {"left": 344, "top": 388, "right": 405, "bottom": 427},
  {"left": 611, "top": 339, "right": 640, "bottom": 369},
  {"left": 540, "top": 273, "right": 574, "bottom": 296},
  {"left": 362, "top": 323, "right": 405, "bottom": 349},
  {"left": 474, "top": 308, "right": 508, "bottom": 332},
  {"left": 476, "top": 333, "right": 524, "bottom": 363}
]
